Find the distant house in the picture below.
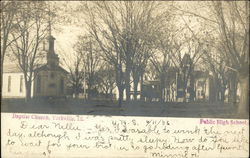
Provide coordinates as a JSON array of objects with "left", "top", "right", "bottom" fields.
[
  {"left": 141, "top": 80, "right": 161, "bottom": 101},
  {"left": 2, "top": 32, "right": 68, "bottom": 99},
  {"left": 139, "top": 67, "right": 178, "bottom": 102},
  {"left": 194, "top": 71, "right": 214, "bottom": 102},
  {"left": 139, "top": 71, "right": 215, "bottom": 102}
]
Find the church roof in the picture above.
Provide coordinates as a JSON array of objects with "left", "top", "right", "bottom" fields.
[
  {"left": 35, "top": 64, "right": 68, "bottom": 74},
  {"left": 3, "top": 64, "right": 22, "bottom": 73},
  {"left": 3, "top": 63, "right": 68, "bottom": 74}
]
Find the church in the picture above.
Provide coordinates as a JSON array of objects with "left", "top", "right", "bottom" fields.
[
  {"left": 2, "top": 31, "right": 68, "bottom": 99},
  {"left": 33, "top": 31, "right": 68, "bottom": 98}
]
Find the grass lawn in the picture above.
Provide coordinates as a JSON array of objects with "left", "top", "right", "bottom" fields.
[{"left": 1, "top": 98, "right": 247, "bottom": 119}]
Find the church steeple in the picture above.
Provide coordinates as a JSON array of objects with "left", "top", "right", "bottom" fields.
[
  {"left": 46, "top": 5, "right": 59, "bottom": 68},
  {"left": 47, "top": 7, "right": 55, "bottom": 54},
  {"left": 48, "top": 33, "right": 55, "bottom": 54}
]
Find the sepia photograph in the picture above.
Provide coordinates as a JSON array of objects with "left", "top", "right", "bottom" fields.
[
  {"left": 1, "top": 1, "right": 249, "bottom": 119},
  {"left": 1, "top": 1, "right": 249, "bottom": 158}
]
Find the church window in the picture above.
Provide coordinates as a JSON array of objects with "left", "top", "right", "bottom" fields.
[
  {"left": 20, "top": 75, "right": 23, "bottom": 93},
  {"left": 37, "top": 75, "right": 41, "bottom": 93},
  {"left": 8, "top": 76, "right": 11, "bottom": 92},
  {"left": 50, "top": 72, "right": 55, "bottom": 79},
  {"left": 60, "top": 78, "right": 64, "bottom": 92},
  {"left": 49, "top": 83, "right": 56, "bottom": 88}
]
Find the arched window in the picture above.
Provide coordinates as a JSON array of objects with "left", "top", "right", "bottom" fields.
[{"left": 50, "top": 72, "right": 55, "bottom": 79}]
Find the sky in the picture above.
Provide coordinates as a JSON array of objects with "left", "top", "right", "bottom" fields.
[
  {"left": 52, "top": 1, "right": 203, "bottom": 62},
  {"left": 4, "top": 1, "right": 219, "bottom": 70}
]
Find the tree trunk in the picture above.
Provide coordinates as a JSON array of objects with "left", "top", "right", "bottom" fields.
[
  {"left": 125, "top": 65, "right": 131, "bottom": 101},
  {"left": 87, "top": 82, "right": 93, "bottom": 100},
  {"left": 115, "top": 64, "right": 123, "bottom": 107},
  {"left": 189, "top": 74, "right": 195, "bottom": 102},
  {"left": 140, "top": 73, "right": 144, "bottom": 101},
  {"left": 109, "top": 89, "right": 113, "bottom": 101},
  {"left": 183, "top": 78, "right": 187, "bottom": 102},
  {"left": 74, "top": 80, "right": 80, "bottom": 99},
  {"left": 160, "top": 75, "right": 165, "bottom": 102},
  {"left": 183, "top": 90, "right": 187, "bottom": 102},
  {"left": 228, "top": 73, "right": 237, "bottom": 104},
  {"left": 74, "top": 89, "right": 79, "bottom": 99},
  {"left": 1, "top": 38, "right": 7, "bottom": 94},
  {"left": 220, "top": 77, "right": 228, "bottom": 103},
  {"left": 238, "top": 75, "right": 249, "bottom": 116},
  {"left": 215, "top": 78, "right": 220, "bottom": 102},
  {"left": 183, "top": 74, "right": 187, "bottom": 102},
  {"left": 220, "top": 87, "right": 226, "bottom": 103},
  {"left": 0, "top": 59, "right": 3, "bottom": 95},
  {"left": 109, "top": 89, "right": 113, "bottom": 96},
  {"left": 133, "top": 78, "right": 139, "bottom": 100},
  {"left": 25, "top": 80, "right": 32, "bottom": 102},
  {"left": 118, "top": 86, "right": 123, "bottom": 107}
]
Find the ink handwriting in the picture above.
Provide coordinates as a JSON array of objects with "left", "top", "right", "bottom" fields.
[{"left": 3, "top": 114, "right": 249, "bottom": 158}]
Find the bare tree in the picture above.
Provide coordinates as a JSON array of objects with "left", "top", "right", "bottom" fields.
[
  {"left": 117, "top": 1, "right": 168, "bottom": 101},
  {"left": 150, "top": 49, "right": 171, "bottom": 102},
  {"left": 171, "top": 37, "right": 206, "bottom": 102},
  {"left": 129, "top": 2, "right": 172, "bottom": 100},
  {"left": 84, "top": 1, "right": 169, "bottom": 104},
  {"left": 131, "top": 47, "right": 152, "bottom": 100},
  {"left": 96, "top": 63, "right": 116, "bottom": 98},
  {"left": 176, "top": 1, "right": 249, "bottom": 115},
  {"left": 61, "top": 46, "right": 85, "bottom": 99},
  {"left": 212, "top": 1, "right": 249, "bottom": 115},
  {"left": 61, "top": 35, "right": 101, "bottom": 100},
  {"left": 84, "top": 1, "right": 126, "bottom": 106},
  {"left": 0, "top": 1, "right": 20, "bottom": 90},
  {"left": 149, "top": 21, "right": 180, "bottom": 102},
  {"left": 9, "top": 2, "right": 52, "bottom": 101},
  {"left": 148, "top": 10, "right": 208, "bottom": 103},
  {"left": 202, "top": 43, "right": 230, "bottom": 103},
  {"left": 76, "top": 35, "right": 102, "bottom": 99}
]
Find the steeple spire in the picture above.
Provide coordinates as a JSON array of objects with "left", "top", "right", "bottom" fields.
[
  {"left": 46, "top": 3, "right": 55, "bottom": 54},
  {"left": 46, "top": 2, "right": 59, "bottom": 68}
]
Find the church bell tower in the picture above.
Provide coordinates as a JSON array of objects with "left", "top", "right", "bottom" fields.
[{"left": 44, "top": 14, "right": 59, "bottom": 69}]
